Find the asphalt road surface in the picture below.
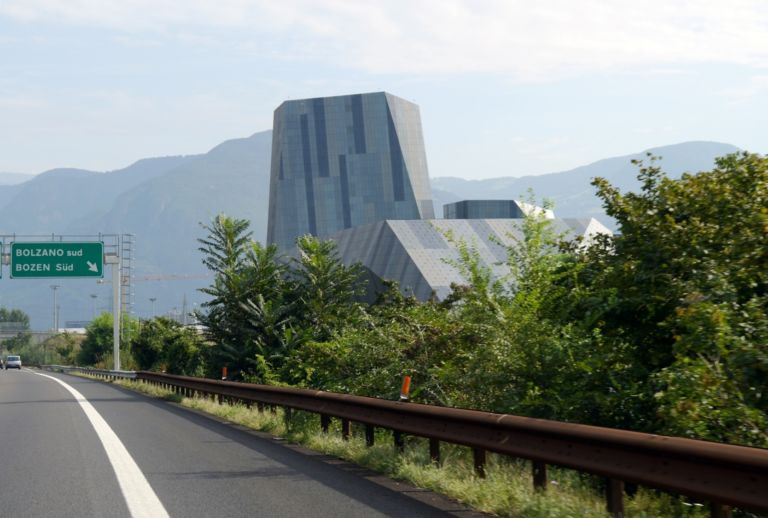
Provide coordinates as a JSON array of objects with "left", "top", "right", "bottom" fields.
[{"left": 0, "top": 368, "right": 474, "bottom": 518}]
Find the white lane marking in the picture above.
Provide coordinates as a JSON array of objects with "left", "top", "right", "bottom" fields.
[{"left": 34, "top": 371, "right": 170, "bottom": 518}]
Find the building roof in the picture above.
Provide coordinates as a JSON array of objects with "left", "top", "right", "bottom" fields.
[{"left": 332, "top": 218, "right": 611, "bottom": 300}]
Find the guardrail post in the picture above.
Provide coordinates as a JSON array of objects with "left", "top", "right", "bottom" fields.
[
  {"left": 365, "top": 424, "right": 375, "bottom": 447},
  {"left": 533, "top": 462, "right": 547, "bottom": 491},
  {"left": 320, "top": 414, "right": 330, "bottom": 432},
  {"left": 341, "top": 419, "right": 351, "bottom": 440},
  {"left": 473, "top": 448, "right": 486, "bottom": 478},
  {"left": 284, "top": 407, "right": 293, "bottom": 428},
  {"left": 710, "top": 503, "right": 732, "bottom": 518},
  {"left": 393, "top": 430, "right": 404, "bottom": 453},
  {"left": 606, "top": 478, "right": 624, "bottom": 517},
  {"left": 429, "top": 438, "right": 440, "bottom": 465}
]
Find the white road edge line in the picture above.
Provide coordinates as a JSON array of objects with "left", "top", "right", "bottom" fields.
[{"left": 34, "top": 371, "right": 170, "bottom": 518}]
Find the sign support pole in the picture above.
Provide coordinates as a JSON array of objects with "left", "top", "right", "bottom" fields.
[
  {"left": 112, "top": 260, "right": 121, "bottom": 371},
  {"left": 104, "top": 251, "right": 121, "bottom": 371}
]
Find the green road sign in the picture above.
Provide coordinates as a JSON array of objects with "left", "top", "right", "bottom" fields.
[{"left": 11, "top": 242, "right": 104, "bottom": 278}]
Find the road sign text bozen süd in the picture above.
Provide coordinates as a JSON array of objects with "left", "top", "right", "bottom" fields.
[{"left": 11, "top": 242, "right": 104, "bottom": 278}]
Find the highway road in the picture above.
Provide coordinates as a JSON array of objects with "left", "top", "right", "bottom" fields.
[{"left": 0, "top": 368, "right": 474, "bottom": 517}]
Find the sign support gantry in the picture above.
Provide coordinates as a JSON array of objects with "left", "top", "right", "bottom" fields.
[{"left": 0, "top": 234, "right": 132, "bottom": 371}]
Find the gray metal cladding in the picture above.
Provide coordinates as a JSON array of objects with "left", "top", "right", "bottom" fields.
[
  {"left": 266, "top": 92, "right": 613, "bottom": 300},
  {"left": 267, "top": 92, "right": 435, "bottom": 250},
  {"left": 331, "top": 218, "right": 612, "bottom": 301}
]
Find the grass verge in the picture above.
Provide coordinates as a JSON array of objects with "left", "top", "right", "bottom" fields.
[{"left": 99, "top": 377, "right": 707, "bottom": 518}]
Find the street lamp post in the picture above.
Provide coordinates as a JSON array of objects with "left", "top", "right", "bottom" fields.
[
  {"left": 90, "top": 293, "right": 98, "bottom": 320},
  {"left": 50, "top": 285, "right": 61, "bottom": 332},
  {"left": 49, "top": 284, "right": 61, "bottom": 365},
  {"left": 149, "top": 297, "right": 157, "bottom": 318}
]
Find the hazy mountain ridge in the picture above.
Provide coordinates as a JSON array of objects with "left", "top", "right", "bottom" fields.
[
  {"left": 431, "top": 141, "right": 741, "bottom": 225},
  {"left": 0, "top": 157, "right": 198, "bottom": 234},
  {"left": 0, "top": 172, "right": 36, "bottom": 185},
  {"left": 0, "top": 136, "right": 741, "bottom": 329},
  {"left": 97, "top": 131, "right": 272, "bottom": 274}
]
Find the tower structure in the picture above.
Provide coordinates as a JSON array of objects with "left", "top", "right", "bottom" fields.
[{"left": 267, "top": 92, "right": 435, "bottom": 250}]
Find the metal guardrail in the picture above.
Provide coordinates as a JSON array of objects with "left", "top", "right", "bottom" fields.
[
  {"left": 43, "top": 365, "right": 137, "bottom": 380},
  {"left": 47, "top": 367, "right": 768, "bottom": 517}
]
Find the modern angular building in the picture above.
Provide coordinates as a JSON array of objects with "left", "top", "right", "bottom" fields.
[
  {"left": 443, "top": 200, "right": 555, "bottom": 220},
  {"left": 331, "top": 217, "right": 611, "bottom": 300},
  {"left": 266, "top": 92, "right": 612, "bottom": 301},
  {"left": 267, "top": 92, "right": 435, "bottom": 250}
]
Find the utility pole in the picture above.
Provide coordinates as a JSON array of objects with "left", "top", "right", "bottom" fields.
[
  {"left": 50, "top": 285, "right": 60, "bottom": 332},
  {"left": 48, "top": 284, "right": 60, "bottom": 366}
]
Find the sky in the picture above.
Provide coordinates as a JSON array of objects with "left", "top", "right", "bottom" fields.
[{"left": 1, "top": 0, "right": 766, "bottom": 180}]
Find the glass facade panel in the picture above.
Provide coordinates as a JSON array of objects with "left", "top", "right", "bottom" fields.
[
  {"left": 299, "top": 114, "right": 317, "bottom": 235},
  {"left": 443, "top": 200, "right": 528, "bottom": 219},
  {"left": 267, "top": 92, "right": 435, "bottom": 250}
]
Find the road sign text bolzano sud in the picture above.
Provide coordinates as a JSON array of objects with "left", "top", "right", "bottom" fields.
[{"left": 11, "top": 242, "right": 104, "bottom": 278}]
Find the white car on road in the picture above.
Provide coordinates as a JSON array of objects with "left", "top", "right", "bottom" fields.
[{"left": 5, "top": 355, "right": 22, "bottom": 369}]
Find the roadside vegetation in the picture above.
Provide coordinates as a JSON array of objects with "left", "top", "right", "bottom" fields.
[
  {"left": 107, "top": 377, "right": 707, "bottom": 518},
  {"left": 183, "top": 151, "right": 767, "bottom": 448}
]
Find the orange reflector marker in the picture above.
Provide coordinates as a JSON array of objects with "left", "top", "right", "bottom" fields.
[
  {"left": 400, "top": 375, "right": 412, "bottom": 402},
  {"left": 222, "top": 367, "right": 228, "bottom": 380}
]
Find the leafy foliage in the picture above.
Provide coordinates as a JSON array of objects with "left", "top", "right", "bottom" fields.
[
  {"left": 132, "top": 317, "right": 204, "bottom": 376},
  {"left": 0, "top": 307, "right": 32, "bottom": 353},
  {"left": 41, "top": 333, "right": 83, "bottom": 365},
  {"left": 196, "top": 215, "right": 366, "bottom": 382},
  {"left": 571, "top": 152, "right": 768, "bottom": 443},
  {"left": 78, "top": 313, "right": 139, "bottom": 367},
  {"left": 172, "top": 152, "right": 768, "bottom": 449},
  {"left": 77, "top": 313, "right": 114, "bottom": 365},
  {"left": 196, "top": 214, "right": 258, "bottom": 380}
]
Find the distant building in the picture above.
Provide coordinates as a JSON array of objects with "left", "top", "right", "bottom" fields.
[
  {"left": 444, "top": 199, "right": 554, "bottom": 220},
  {"left": 64, "top": 320, "right": 90, "bottom": 329},
  {"left": 267, "top": 92, "right": 435, "bottom": 250},
  {"left": 267, "top": 92, "right": 612, "bottom": 301},
  {"left": 331, "top": 218, "right": 611, "bottom": 300}
]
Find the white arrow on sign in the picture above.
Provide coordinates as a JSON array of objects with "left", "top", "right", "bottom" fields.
[{"left": 87, "top": 261, "right": 99, "bottom": 272}]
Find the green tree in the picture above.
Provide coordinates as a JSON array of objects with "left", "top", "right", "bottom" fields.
[
  {"left": 131, "top": 318, "right": 168, "bottom": 369},
  {"left": 132, "top": 317, "right": 204, "bottom": 375},
  {"left": 434, "top": 202, "right": 597, "bottom": 418},
  {"left": 77, "top": 313, "right": 139, "bottom": 367},
  {"left": 197, "top": 214, "right": 256, "bottom": 379},
  {"left": 289, "top": 282, "right": 458, "bottom": 402},
  {"left": 280, "top": 235, "right": 367, "bottom": 384},
  {"left": 568, "top": 152, "right": 768, "bottom": 443},
  {"left": 291, "top": 235, "right": 366, "bottom": 342},
  {"left": 163, "top": 326, "right": 205, "bottom": 376},
  {"left": 0, "top": 307, "right": 32, "bottom": 353},
  {"left": 78, "top": 313, "right": 113, "bottom": 365},
  {"left": 238, "top": 241, "right": 296, "bottom": 382},
  {"left": 41, "top": 333, "right": 83, "bottom": 365}
]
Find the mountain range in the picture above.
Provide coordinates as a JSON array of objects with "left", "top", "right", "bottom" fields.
[{"left": 0, "top": 134, "right": 741, "bottom": 329}]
